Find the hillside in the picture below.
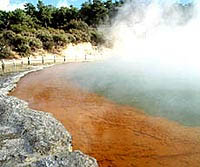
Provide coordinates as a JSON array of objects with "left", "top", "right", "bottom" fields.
[{"left": 0, "top": 0, "right": 123, "bottom": 59}]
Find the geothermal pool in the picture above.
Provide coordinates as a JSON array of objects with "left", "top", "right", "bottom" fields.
[
  {"left": 10, "top": 62, "right": 200, "bottom": 167},
  {"left": 65, "top": 58, "right": 200, "bottom": 126}
]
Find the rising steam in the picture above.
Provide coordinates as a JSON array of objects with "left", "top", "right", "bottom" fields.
[{"left": 105, "top": 0, "right": 200, "bottom": 75}]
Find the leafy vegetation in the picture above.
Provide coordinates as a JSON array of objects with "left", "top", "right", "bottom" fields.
[
  {"left": 0, "top": 0, "right": 124, "bottom": 59},
  {"left": 0, "top": 0, "right": 193, "bottom": 59}
]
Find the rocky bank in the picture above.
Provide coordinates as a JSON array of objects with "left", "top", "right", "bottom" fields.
[{"left": 0, "top": 69, "right": 98, "bottom": 167}]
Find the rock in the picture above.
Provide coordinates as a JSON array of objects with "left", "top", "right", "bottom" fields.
[{"left": 0, "top": 70, "right": 98, "bottom": 167}]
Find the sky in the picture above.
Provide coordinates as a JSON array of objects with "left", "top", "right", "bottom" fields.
[
  {"left": 0, "top": 0, "right": 85, "bottom": 11},
  {"left": 0, "top": 0, "right": 194, "bottom": 11}
]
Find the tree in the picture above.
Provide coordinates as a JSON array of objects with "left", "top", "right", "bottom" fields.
[
  {"left": 51, "top": 6, "right": 79, "bottom": 28},
  {"left": 7, "top": 9, "right": 34, "bottom": 29},
  {"left": 37, "top": 0, "right": 55, "bottom": 28},
  {"left": 0, "top": 11, "right": 9, "bottom": 30},
  {"left": 0, "top": 0, "right": 128, "bottom": 58},
  {"left": 24, "top": 3, "right": 36, "bottom": 16},
  {"left": 80, "top": 0, "right": 109, "bottom": 26},
  {"left": 80, "top": 2, "right": 92, "bottom": 25}
]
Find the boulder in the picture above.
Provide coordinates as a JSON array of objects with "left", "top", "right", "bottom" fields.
[{"left": 0, "top": 71, "right": 98, "bottom": 167}]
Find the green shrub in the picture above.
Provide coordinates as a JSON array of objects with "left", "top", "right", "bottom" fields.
[
  {"left": 63, "top": 20, "right": 89, "bottom": 31},
  {"left": 47, "top": 27, "right": 63, "bottom": 34},
  {"left": 0, "top": 44, "right": 13, "bottom": 59},
  {"left": 2, "top": 30, "right": 16, "bottom": 46},
  {"left": 65, "top": 33, "right": 76, "bottom": 43},
  {"left": 89, "top": 30, "right": 105, "bottom": 45},
  {"left": 69, "top": 29, "right": 90, "bottom": 43},
  {"left": 10, "top": 24, "right": 29, "bottom": 33},
  {"left": 17, "top": 44, "right": 30, "bottom": 55},
  {"left": 13, "top": 34, "right": 31, "bottom": 55},
  {"left": 28, "top": 37, "right": 43, "bottom": 50},
  {"left": 37, "top": 32, "right": 54, "bottom": 50},
  {"left": 53, "top": 34, "right": 67, "bottom": 46},
  {"left": 58, "top": 29, "right": 66, "bottom": 34},
  {"left": 21, "top": 30, "right": 36, "bottom": 37}
]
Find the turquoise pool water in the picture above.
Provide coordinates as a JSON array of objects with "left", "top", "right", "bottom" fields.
[{"left": 64, "top": 58, "right": 200, "bottom": 126}]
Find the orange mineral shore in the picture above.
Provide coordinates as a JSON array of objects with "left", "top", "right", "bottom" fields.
[{"left": 10, "top": 64, "right": 200, "bottom": 167}]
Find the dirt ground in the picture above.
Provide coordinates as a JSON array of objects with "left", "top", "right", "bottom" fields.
[{"left": 10, "top": 64, "right": 200, "bottom": 167}]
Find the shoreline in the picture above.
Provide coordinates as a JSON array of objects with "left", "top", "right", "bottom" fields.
[
  {"left": 0, "top": 42, "right": 111, "bottom": 75},
  {"left": 0, "top": 67, "right": 98, "bottom": 167},
  {"left": 10, "top": 63, "right": 200, "bottom": 167}
]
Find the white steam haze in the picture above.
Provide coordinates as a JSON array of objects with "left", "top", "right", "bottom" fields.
[{"left": 106, "top": 0, "right": 200, "bottom": 76}]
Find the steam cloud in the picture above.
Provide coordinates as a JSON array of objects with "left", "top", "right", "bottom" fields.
[{"left": 105, "top": 0, "right": 200, "bottom": 76}]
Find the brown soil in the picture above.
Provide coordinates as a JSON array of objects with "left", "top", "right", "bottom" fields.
[{"left": 10, "top": 64, "right": 200, "bottom": 167}]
